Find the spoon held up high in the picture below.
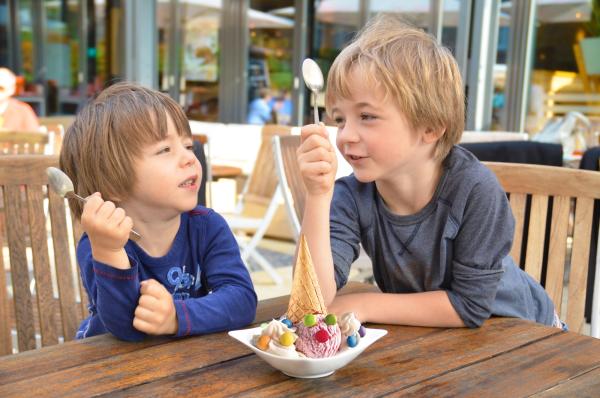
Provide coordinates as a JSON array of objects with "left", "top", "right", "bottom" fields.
[
  {"left": 46, "top": 167, "right": 141, "bottom": 240},
  {"left": 302, "top": 58, "right": 324, "bottom": 124}
]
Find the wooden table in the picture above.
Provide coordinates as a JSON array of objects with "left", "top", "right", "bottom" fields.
[{"left": 1, "top": 282, "right": 599, "bottom": 397}]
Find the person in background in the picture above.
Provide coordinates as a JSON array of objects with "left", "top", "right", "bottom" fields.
[
  {"left": 0, "top": 68, "right": 40, "bottom": 131},
  {"left": 247, "top": 87, "right": 273, "bottom": 125},
  {"left": 60, "top": 82, "right": 257, "bottom": 341}
]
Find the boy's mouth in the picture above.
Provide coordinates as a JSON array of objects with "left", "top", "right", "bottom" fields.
[
  {"left": 178, "top": 176, "right": 198, "bottom": 188},
  {"left": 347, "top": 154, "right": 366, "bottom": 161}
]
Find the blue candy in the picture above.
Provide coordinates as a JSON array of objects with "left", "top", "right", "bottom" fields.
[
  {"left": 281, "top": 318, "right": 293, "bottom": 328},
  {"left": 347, "top": 334, "right": 358, "bottom": 348}
]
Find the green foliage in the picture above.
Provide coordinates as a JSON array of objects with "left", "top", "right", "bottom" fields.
[{"left": 587, "top": 0, "right": 600, "bottom": 37}]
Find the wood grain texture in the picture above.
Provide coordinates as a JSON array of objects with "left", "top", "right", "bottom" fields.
[
  {"left": 484, "top": 162, "right": 600, "bottom": 198},
  {"left": 509, "top": 192, "right": 527, "bottom": 265},
  {"left": 485, "top": 162, "right": 600, "bottom": 334},
  {"left": 398, "top": 329, "right": 600, "bottom": 397},
  {"left": 1, "top": 283, "right": 599, "bottom": 397},
  {"left": 544, "top": 196, "right": 570, "bottom": 314},
  {"left": 0, "top": 155, "right": 86, "bottom": 354},
  {"left": 524, "top": 194, "right": 548, "bottom": 282},
  {"left": 532, "top": 366, "right": 600, "bottom": 397}
]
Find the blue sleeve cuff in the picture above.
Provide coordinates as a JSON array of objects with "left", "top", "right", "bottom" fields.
[
  {"left": 173, "top": 300, "right": 192, "bottom": 337},
  {"left": 92, "top": 256, "right": 139, "bottom": 282}
]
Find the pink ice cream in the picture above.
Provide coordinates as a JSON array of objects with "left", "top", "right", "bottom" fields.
[{"left": 295, "top": 315, "right": 341, "bottom": 358}]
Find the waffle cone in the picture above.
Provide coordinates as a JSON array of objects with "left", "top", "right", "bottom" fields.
[{"left": 286, "top": 234, "right": 327, "bottom": 323}]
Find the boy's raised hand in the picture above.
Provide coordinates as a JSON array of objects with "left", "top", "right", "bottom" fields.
[
  {"left": 298, "top": 123, "right": 338, "bottom": 197},
  {"left": 133, "top": 279, "right": 178, "bottom": 335},
  {"left": 81, "top": 192, "right": 133, "bottom": 269}
]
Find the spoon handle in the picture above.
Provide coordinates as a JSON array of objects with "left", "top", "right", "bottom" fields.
[
  {"left": 313, "top": 92, "right": 320, "bottom": 124},
  {"left": 65, "top": 192, "right": 142, "bottom": 240}
]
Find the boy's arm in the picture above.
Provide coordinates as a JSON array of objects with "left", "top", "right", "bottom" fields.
[
  {"left": 298, "top": 124, "right": 339, "bottom": 305},
  {"left": 77, "top": 236, "right": 145, "bottom": 341},
  {"left": 170, "top": 213, "right": 257, "bottom": 337},
  {"left": 328, "top": 291, "right": 465, "bottom": 328}
]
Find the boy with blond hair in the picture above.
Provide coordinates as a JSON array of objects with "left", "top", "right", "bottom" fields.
[
  {"left": 60, "top": 82, "right": 257, "bottom": 341},
  {"left": 298, "top": 15, "right": 559, "bottom": 328}
]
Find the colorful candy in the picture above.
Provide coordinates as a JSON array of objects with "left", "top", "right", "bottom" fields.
[
  {"left": 304, "top": 314, "right": 316, "bottom": 327},
  {"left": 281, "top": 318, "right": 293, "bottom": 328},
  {"left": 347, "top": 334, "right": 358, "bottom": 348},
  {"left": 256, "top": 335, "right": 271, "bottom": 351},
  {"left": 324, "top": 314, "right": 337, "bottom": 325},
  {"left": 280, "top": 331, "right": 295, "bottom": 346},
  {"left": 315, "top": 329, "right": 330, "bottom": 343},
  {"left": 358, "top": 325, "right": 366, "bottom": 337}
]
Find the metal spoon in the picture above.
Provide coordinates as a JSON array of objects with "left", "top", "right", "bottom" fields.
[
  {"left": 46, "top": 167, "right": 141, "bottom": 240},
  {"left": 302, "top": 58, "right": 324, "bottom": 124}
]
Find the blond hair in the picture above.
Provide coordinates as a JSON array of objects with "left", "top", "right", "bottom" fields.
[
  {"left": 59, "top": 82, "right": 192, "bottom": 219},
  {"left": 325, "top": 14, "right": 464, "bottom": 159}
]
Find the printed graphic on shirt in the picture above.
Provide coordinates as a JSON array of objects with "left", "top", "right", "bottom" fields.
[{"left": 167, "top": 265, "right": 200, "bottom": 300}]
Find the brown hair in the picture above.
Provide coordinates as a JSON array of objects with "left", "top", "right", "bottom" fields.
[
  {"left": 325, "top": 14, "right": 465, "bottom": 159},
  {"left": 59, "top": 82, "right": 192, "bottom": 219}
]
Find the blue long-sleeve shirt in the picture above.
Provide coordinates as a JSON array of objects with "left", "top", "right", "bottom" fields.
[{"left": 76, "top": 207, "right": 257, "bottom": 341}]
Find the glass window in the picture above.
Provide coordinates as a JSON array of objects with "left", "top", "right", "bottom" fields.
[
  {"left": 180, "top": 0, "right": 221, "bottom": 121},
  {"left": 526, "top": 0, "right": 600, "bottom": 151},
  {"left": 247, "top": 0, "right": 294, "bottom": 125},
  {"left": 44, "top": 0, "right": 80, "bottom": 114}
]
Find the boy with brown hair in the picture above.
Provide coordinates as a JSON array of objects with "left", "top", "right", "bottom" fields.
[
  {"left": 60, "top": 82, "right": 257, "bottom": 341},
  {"left": 298, "top": 15, "right": 559, "bottom": 328}
]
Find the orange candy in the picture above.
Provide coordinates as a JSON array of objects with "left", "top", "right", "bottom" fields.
[{"left": 256, "top": 335, "right": 271, "bottom": 351}]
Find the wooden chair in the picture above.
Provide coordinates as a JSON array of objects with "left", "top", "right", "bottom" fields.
[
  {"left": 0, "top": 155, "right": 87, "bottom": 355},
  {"left": 272, "top": 135, "right": 304, "bottom": 240},
  {"left": 484, "top": 162, "right": 600, "bottom": 335},
  {"left": 223, "top": 125, "right": 292, "bottom": 285},
  {"left": 0, "top": 130, "right": 49, "bottom": 155},
  {"left": 272, "top": 134, "right": 374, "bottom": 282},
  {"left": 39, "top": 123, "right": 65, "bottom": 155}
]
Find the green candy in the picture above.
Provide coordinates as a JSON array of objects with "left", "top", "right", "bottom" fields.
[
  {"left": 303, "top": 314, "right": 316, "bottom": 327},
  {"left": 324, "top": 314, "right": 337, "bottom": 325}
]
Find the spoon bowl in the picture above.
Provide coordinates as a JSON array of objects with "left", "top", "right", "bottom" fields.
[
  {"left": 302, "top": 58, "right": 324, "bottom": 124},
  {"left": 46, "top": 167, "right": 141, "bottom": 240}
]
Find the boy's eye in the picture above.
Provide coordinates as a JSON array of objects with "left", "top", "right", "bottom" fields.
[
  {"left": 360, "top": 113, "right": 376, "bottom": 121},
  {"left": 185, "top": 144, "right": 194, "bottom": 151},
  {"left": 156, "top": 146, "right": 170, "bottom": 155},
  {"left": 334, "top": 117, "right": 345, "bottom": 125}
]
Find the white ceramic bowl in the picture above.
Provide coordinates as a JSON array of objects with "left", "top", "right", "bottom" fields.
[{"left": 228, "top": 326, "right": 387, "bottom": 378}]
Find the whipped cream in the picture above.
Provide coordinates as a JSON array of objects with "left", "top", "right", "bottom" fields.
[
  {"left": 339, "top": 312, "right": 361, "bottom": 338},
  {"left": 262, "top": 319, "right": 297, "bottom": 339},
  {"left": 267, "top": 340, "right": 300, "bottom": 358}
]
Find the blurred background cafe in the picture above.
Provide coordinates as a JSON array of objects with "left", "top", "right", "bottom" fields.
[
  {"left": 0, "top": 0, "right": 598, "bottom": 135},
  {"left": 1, "top": 0, "right": 600, "bottom": 335}
]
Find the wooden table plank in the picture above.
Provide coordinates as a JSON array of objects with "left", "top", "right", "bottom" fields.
[
  {"left": 532, "top": 366, "right": 600, "bottom": 397},
  {"left": 397, "top": 331, "right": 600, "bottom": 397},
  {"left": 237, "top": 318, "right": 562, "bottom": 397},
  {"left": 0, "top": 334, "right": 170, "bottom": 385},
  {"left": 0, "top": 282, "right": 377, "bottom": 393},
  {"left": 103, "top": 325, "right": 444, "bottom": 397},
  {"left": 104, "top": 318, "right": 560, "bottom": 397}
]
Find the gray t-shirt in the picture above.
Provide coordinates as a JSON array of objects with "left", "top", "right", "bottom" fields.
[{"left": 330, "top": 145, "right": 555, "bottom": 327}]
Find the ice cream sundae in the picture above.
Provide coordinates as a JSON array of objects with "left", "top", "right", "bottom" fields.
[{"left": 254, "top": 234, "right": 366, "bottom": 358}]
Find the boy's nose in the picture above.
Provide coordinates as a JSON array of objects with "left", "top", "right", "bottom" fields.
[
  {"left": 337, "top": 122, "right": 359, "bottom": 144},
  {"left": 181, "top": 146, "right": 197, "bottom": 167}
]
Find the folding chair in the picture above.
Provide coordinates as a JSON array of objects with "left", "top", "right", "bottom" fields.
[
  {"left": 272, "top": 134, "right": 373, "bottom": 283},
  {"left": 0, "top": 155, "right": 87, "bottom": 354},
  {"left": 484, "top": 162, "right": 600, "bottom": 336},
  {"left": 223, "top": 125, "right": 292, "bottom": 285}
]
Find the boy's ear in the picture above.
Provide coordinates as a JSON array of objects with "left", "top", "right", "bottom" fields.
[{"left": 423, "top": 127, "right": 445, "bottom": 144}]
